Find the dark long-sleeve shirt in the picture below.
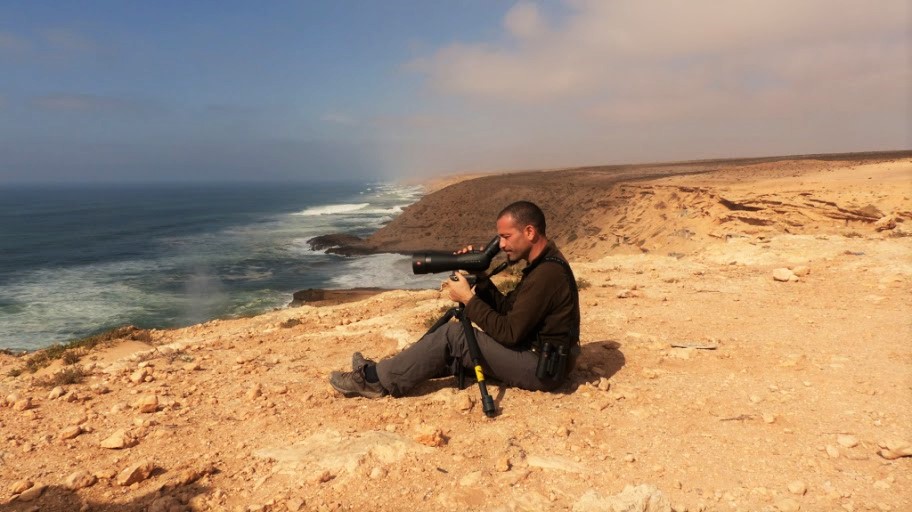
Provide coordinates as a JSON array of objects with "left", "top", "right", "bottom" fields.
[{"left": 464, "top": 240, "right": 579, "bottom": 348}]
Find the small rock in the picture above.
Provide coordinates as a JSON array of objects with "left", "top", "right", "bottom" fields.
[
  {"left": 12, "top": 397, "right": 33, "bottom": 411},
  {"left": 457, "top": 394, "right": 475, "bottom": 412},
  {"left": 749, "top": 394, "right": 763, "bottom": 404},
  {"left": 787, "top": 481, "right": 807, "bottom": 495},
  {"left": 825, "top": 444, "right": 840, "bottom": 458},
  {"left": 624, "top": 454, "right": 636, "bottom": 463},
  {"left": 94, "top": 468, "right": 117, "bottom": 480},
  {"left": 245, "top": 383, "right": 262, "bottom": 400},
  {"left": 495, "top": 456, "right": 511, "bottom": 472},
  {"left": 874, "top": 215, "right": 896, "bottom": 231},
  {"left": 837, "top": 434, "right": 859, "bottom": 448},
  {"left": 311, "top": 470, "right": 335, "bottom": 484},
  {"left": 873, "top": 479, "right": 891, "bottom": 490},
  {"left": 135, "top": 395, "right": 159, "bottom": 413},
  {"left": 773, "top": 268, "right": 796, "bottom": 282},
  {"left": 877, "top": 439, "right": 912, "bottom": 459},
  {"left": 762, "top": 413, "right": 776, "bottom": 424},
  {"left": 129, "top": 368, "right": 149, "bottom": 384},
  {"left": 16, "top": 483, "right": 46, "bottom": 502},
  {"left": 100, "top": 429, "right": 135, "bottom": 449},
  {"left": 415, "top": 425, "right": 448, "bottom": 447},
  {"left": 183, "top": 362, "right": 201, "bottom": 371},
  {"left": 9, "top": 479, "right": 33, "bottom": 495},
  {"left": 48, "top": 387, "right": 66, "bottom": 400},
  {"left": 59, "top": 425, "right": 83, "bottom": 440},
  {"left": 65, "top": 470, "right": 97, "bottom": 490},
  {"left": 597, "top": 378, "right": 611, "bottom": 391},
  {"left": 369, "top": 467, "right": 386, "bottom": 479},
  {"left": 63, "top": 391, "right": 79, "bottom": 403},
  {"left": 617, "top": 289, "right": 639, "bottom": 299},
  {"left": 116, "top": 461, "right": 156, "bottom": 486},
  {"left": 791, "top": 266, "right": 811, "bottom": 277},
  {"left": 573, "top": 485, "right": 671, "bottom": 512}
]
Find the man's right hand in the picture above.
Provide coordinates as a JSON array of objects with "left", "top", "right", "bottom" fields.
[{"left": 453, "top": 245, "right": 488, "bottom": 277}]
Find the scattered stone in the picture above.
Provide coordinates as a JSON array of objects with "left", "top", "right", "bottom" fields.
[
  {"left": 59, "top": 425, "right": 83, "bottom": 440},
  {"left": 773, "top": 268, "right": 797, "bottom": 282},
  {"left": 457, "top": 394, "right": 475, "bottom": 412},
  {"left": 617, "top": 289, "right": 639, "bottom": 299},
  {"left": 787, "top": 481, "right": 807, "bottom": 495},
  {"left": 116, "top": 461, "right": 156, "bottom": 486},
  {"left": 63, "top": 391, "right": 79, "bottom": 403},
  {"left": 495, "top": 456, "right": 511, "bottom": 472},
  {"left": 749, "top": 394, "right": 763, "bottom": 404},
  {"left": 184, "top": 362, "right": 201, "bottom": 371},
  {"left": 94, "top": 468, "right": 117, "bottom": 480},
  {"left": 624, "top": 454, "right": 636, "bottom": 463},
  {"left": 597, "top": 378, "right": 611, "bottom": 391},
  {"left": 572, "top": 484, "right": 671, "bottom": 512},
  {"left": 874, "top": 215, "right": 896, "bottom": 231},
  {"left": 135, "top": 395, "right": 159, "bottom": 413},
  {"left": 837, "top": 434, "right": 859, "bottom": 448},
  {"left": 369, "top": 467, "right": 386, "bottom": 479},
  {"left": 791, "top": 266, "right": 811, "bottom": 277},
  {"left": 130, "top": 368, "right": 149, "bottom": 384},
  {"left": 825, "top": 444, "right": 840, "bottom": 458},
  {"left": 16, "top": 483, "right": 46, "bottom": 502},
  {"left": 873, "top": 479, "right": 891, "bottom": 490},
  {"left": 48, "top": 387, "right": 66, "bottom": 400},
  {"left": 246, "top": 383, "right": 263, "bottom": 400},
  {"left": 762, "top": 413, "right": 776, "bottom": 424},
  {"left": 65, "top": 470, "right": 97, "bottom": 490},
  {"left": 168, "top": 463, "right": 217, "bottom": 486},
  {"left": 9, "top": 480, "right": 33, "bottom": 495},
  {"left": 877, "top": 439, "right": 912, "bottom": 459},
  {"left": 415, "top": 425, "right": 448, "bottom": 447},
  {"left": 312, "top": 470, "right": 335, "bottom": 484},
  {"left": 12, "top": 397, "right": 33, "bottom": 411},
  {"left": 100, "top": 429, "right": 136, "bottom": 449}
]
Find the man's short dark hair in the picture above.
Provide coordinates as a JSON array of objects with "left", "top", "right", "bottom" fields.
[{"left": 498, "top": 201, "right": 546, "bottom": 236}]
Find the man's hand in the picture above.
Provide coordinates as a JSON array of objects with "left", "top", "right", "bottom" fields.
[{"left": 444, "top": 272, "right": 475, "bottom": 304}]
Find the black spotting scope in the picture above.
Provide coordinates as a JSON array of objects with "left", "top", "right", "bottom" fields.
[{"left": 412, "top": 236, "right": 500, "bottom": 274}]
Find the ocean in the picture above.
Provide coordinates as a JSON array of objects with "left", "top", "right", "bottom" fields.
[{"left": 0, "top": 182, "right": 442, "bottom": 351}]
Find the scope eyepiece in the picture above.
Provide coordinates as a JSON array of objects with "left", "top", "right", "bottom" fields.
[{"left": 411, "top": 236, "right": 500, "bottom": 275}]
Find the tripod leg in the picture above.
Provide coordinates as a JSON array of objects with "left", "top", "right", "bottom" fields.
[
  {"left": 458, "top": 310, "right": 497, "bottom": 417},
  {"left": 424, "top": 308, "right": 456, "bottom": 337}
]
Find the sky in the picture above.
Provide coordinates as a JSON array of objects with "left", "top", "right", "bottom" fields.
[{"left": 0, "top": 0, "right": 909, "bottom": 184}]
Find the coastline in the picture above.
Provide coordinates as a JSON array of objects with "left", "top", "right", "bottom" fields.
[{"left": 1, "top": 151, "right": 911, "bottom": 511}]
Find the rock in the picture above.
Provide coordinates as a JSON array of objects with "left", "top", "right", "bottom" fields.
[
  {"left": 48, "top": 387, "right": 65, "bottom": 400},
  {"left": 874, "top": 215, "right": 896, "bottom": 231},
  {"left": 825, "top": 444, "right": 840, "bottom": 458},
  {"left": 59, "top": 425, "right": 83, "bottom": 440},
  {"left": 617, "top": 289, "right": 639, "bottom": 299},
  {"left": 877, "top": 439, "right": 912, "bottom": 459},
  {"left": 116, "top": 461, "right": 156, "bottom": 486},
  {"left": 788, "top": 481, "right": 807, "bottom": 495},
  {"left": 168, "top": 463, "right": 217, "bottom": 486},
  {"left": 184, "top": 362, "right": 201, "bottom": 371},
  {"left": 9, "top": 479, "right": 33, "bottom": 494},
  {"left": 94, "top": 468, "right": 118, "bottom": 480},
  {"left": 415, "top": 425, "right": 448, "bottom": 447},
  {"left": 12, "top": 397, "right": 33, "bottom": 411},
  {"left": 369, "top": 467, "right": 386, "bottom": 479},
  {"left": 776, "top": 498, "right": 801, "bottom": 511},
  {"left": 246, "top": 383, "right": 262, "bottom": 400},
  {"left": 63, "top": 390, "right": 79, "bottom": 403},
  {"left": 791, "top": 266, "right": 811, "bottom": 277},
  {"left": 597, "top": 378, "right": 611, "bottom": 391},
  {"left": 624, "top": 454, "right": 636, "bottom": 463},
  {"left": 130, "top": 368, "right": 149, "bottom": 384},
  {"left": 135, "top": 395, "right": 159, "bottom": 413},
  {"left": 572, "top": 484, "right": 672, "bottom": 512},
  {"left": 837, "top": 434, "right": 859, "bottom": 448},
  {"left": 763, "top": 413, "right": 776, "bottom": 424},
  {"left": 16, "top": 483, "right": 46, "bottom": 502},
  {"left": 100, "top": 429, "right": 136, "bottom": 449},
  {"left": 773, "top": 268, "right": 796, "bottom": 282},
  {"left": 65, "top": 470, "right": 97, "bottom": 490},
  {"left": 311, "top": 470, "right": 335, "bottom": 484},
  {"left": 495, "top": 456, "right": 511, "bottom": 472},
  {"left": 457, "top": 394, "right": 475, "bottom": 412}
]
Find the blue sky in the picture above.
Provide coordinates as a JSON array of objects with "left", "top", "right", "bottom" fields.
[{"left": 1, "top": 1, "right": 909, "bottom": 183}]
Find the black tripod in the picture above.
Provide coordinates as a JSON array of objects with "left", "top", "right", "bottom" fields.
[
  {"left": 424, "top": 301, "right": 497, "bottom": 418},
  {"left": 423, "top": 262, "right": 511, "bottom": 418}
]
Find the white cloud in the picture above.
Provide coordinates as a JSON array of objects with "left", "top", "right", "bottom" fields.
[{"left": 392, "top": 0, "right": 911, "bottom": 175}]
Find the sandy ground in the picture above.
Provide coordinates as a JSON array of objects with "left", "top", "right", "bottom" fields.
[{"left": 1, "top": 154, "right": 910, "bottom": 512}]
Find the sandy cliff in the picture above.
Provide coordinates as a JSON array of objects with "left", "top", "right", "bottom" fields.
[{"left": 1, "top": 152, "right": 911, "bottom": 511}]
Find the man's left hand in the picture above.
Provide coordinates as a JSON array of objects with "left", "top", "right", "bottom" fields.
[{"left": 445, "top": 272, "right": 475, "bottom": 304}]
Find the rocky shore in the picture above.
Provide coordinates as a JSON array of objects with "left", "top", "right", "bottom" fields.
[{"left": 1, "top": 152, "right": 910, "bottom": 511}]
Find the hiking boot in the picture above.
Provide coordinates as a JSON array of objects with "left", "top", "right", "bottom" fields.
[
  {"left": 351, "top": 351, "right": 376, "bottom": 372},
  {"left": 329, "top": 368, "right": 387, "bottom": 398}
]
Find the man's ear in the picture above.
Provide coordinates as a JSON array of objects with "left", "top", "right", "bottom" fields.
[{"left": 523, "top": 224, "right": 536, "bottom": 240}]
